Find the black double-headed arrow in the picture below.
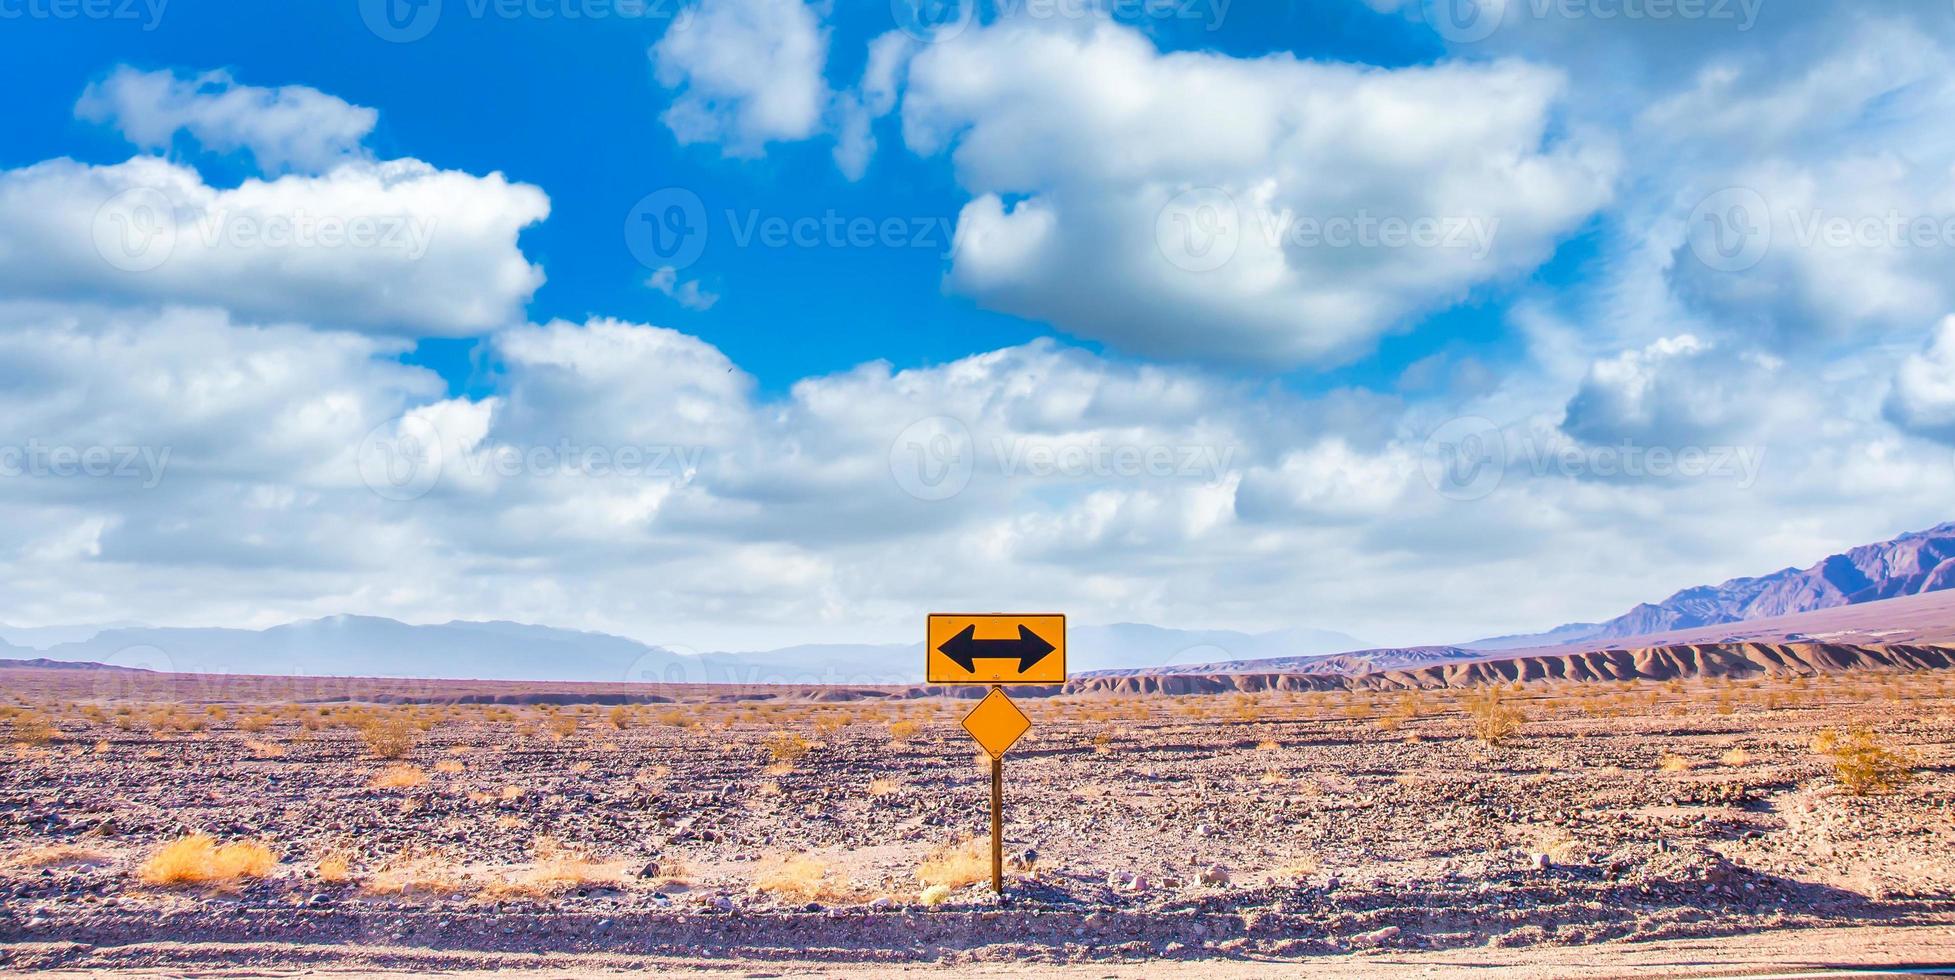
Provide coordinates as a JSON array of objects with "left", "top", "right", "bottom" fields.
[{"left": 937, "top": 624, "right": 1055, "bottom": 673}]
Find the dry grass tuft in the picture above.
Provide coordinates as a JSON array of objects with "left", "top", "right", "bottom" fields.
[
  {"left": 915, "top": 837, "right": 990, "bottom": 892},
  {"left": 1720, "top": 747, "right": 1752, "bottom": 767},
  {"left": 316, "top": 851, "right": 354, "bottom": 884},
  {"left": 5, "top": 844, "right": 114, "bottom": 871},
  {"left": 243, "top": 738, "right": 287, "bottom": 759},
  {"left": 370, "top": 764, "right": 428, "bottom": 789},
  {"left": 434, "top": 759, "right": 465, "bottom": 775},
  {"left": 868, "top": 777, "right": 900, "bottom": 796},
  {"left": 136, "top": 834, "right": 277, "bottom": 888},
  {"left": 754, "top": 853, "right": 852, "bottom": 902},
  {"left": 478, "top": 838, "right": 629, "bottom": 900},
  {"left": 9, "top": 711, "right": 57, "bottom": 746},
  {"left": 1658, "top": 753, "right": 1694, "bottom": 773},
  {"left": 365, "top": 848, "right": 468, "bottom": 897}
]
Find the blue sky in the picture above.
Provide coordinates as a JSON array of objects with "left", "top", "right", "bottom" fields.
[
  {"left": 0, "top": 0, "right": 1504, "bottom": 396},
  {"left": 0, "top": 0, "right": 1952, "bottom": 654}
]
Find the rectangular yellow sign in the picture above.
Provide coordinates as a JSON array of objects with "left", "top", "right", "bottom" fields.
[{"left": 927, "top": 613, "right": 1066, "bottom": 685}]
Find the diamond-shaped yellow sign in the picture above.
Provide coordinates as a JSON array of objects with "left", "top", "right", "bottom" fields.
[{"left": 962, "top": 687, "right": 1031, "bottom": 759}]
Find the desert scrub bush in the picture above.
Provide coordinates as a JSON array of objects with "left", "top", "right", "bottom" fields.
[
  {"left": 868, "top": 777, "right": 900, "bottom": 796},
  {"left": 137, "top": 834, "right": 277, "bottom": 887},
  {"left": 1815, "top": 727, "right": 1916, "bottom": 795},
  {"left": 1720, "top": 747, "right": 1753, "bottom": 767},
  {"left": 370, "top": 764, "right": 428, "bottom": 789},
  {"left": 765, "top": 731, "right": 812, "bottom": 765},
  {"left": 887, "top": 719, "right": 922, "bottom": 743},
  {"left": 4, "top": 844, "right": 113, "bottom": 871},
  {"left": 315, "top": 850, "right": 354, "bottom": 884},
  {"left": 243, "top": 739, "right": 287, "bottom": 759},
  {"left": 1658, "top": 753, "right": 1694, "bottom": 773},
  {"left": 545, "top": 713, "right": 580, "bottom": 738},
  {"left": 478, "top": 838, "right": 629, "bottom": 900},
  {"left": 358, "top": 712, "right": 420, "bottom": 760},
  {"left": 916, "top": 837, "right": 989, "bottom": 894},
  {"left": 235, "top": 713, "right": 274, "bottom": 734},
  {"left": 8, "top": 711, "right": 57, "bottom": 746},
  {"left": 1466, "top": 687, "right": 1526, "bottom": 747},
  {"left": 607, "top": 705, "right": 634, "bottom": 730},
  {"left": 365, "top": 848, "right": 469, "bottom": 897},
  {"left": 753, "top": 853, "right": 850, "bottom": 902}
]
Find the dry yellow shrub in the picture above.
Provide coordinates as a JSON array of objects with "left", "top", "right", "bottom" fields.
[{"left": 137, "top": 834, "right": 277, "bottom": 887}]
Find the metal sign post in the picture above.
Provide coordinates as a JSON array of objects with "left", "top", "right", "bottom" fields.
[{"left": 990, "top": 737, "right": 1003, "bottom": 893}]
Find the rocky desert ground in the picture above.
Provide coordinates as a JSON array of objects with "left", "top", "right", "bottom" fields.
[{"left": 2, "top": 664, "right": 1954, "bottom": 975}]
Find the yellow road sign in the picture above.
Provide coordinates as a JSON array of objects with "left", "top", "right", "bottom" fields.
[
  {"left": 962, "top": 687, "right": 1031, "bottom": 759},
  {"left": 927, "top": 613, "right": 1066, "bottom": 685}
]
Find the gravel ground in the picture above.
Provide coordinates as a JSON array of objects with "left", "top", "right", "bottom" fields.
[{"left": 2, "top": 673, "right": 1953, "bottom": 971}]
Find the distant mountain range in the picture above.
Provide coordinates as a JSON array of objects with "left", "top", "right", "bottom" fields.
[
  {"left": 0, "top": 615, "right": 1367, "bottom": 683},
  {"left": 1470, "top": 521, "right": 1955, "bottom": 650},
  {"left": 7, "top": 522, "right": 1954, "bottom": 683}
]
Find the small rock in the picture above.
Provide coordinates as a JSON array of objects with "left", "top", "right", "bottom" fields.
[
  {"left": 1200, "top": 864, "right": 1230, "bottom": 887},
  {"left": 1532, "top": 852, "right": 1553, "bottom": 871},
  {"left": 1355, "top": 925, "right": 1400, "bottom": 946},
  {"left": 639, "top": 861, "right": 662, "bottom": 879}
]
